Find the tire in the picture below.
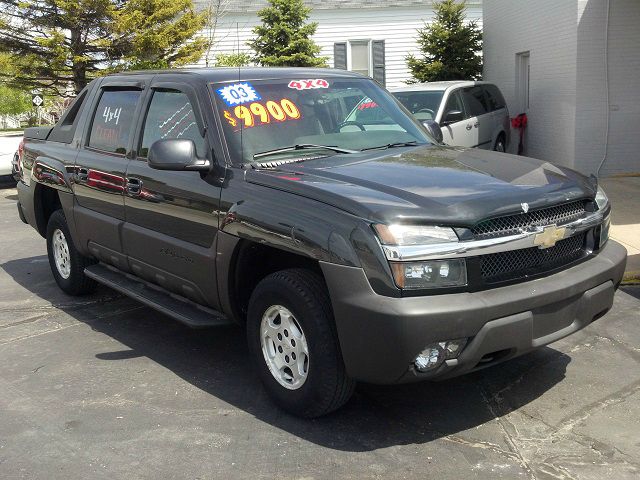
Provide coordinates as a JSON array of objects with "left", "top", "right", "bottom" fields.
[
  {"left": 46, "top": 209, "right": 97, "bottom": 296},
  {"left": 247, "top": 268, "right": 355, "bottom": 418},
  {"left": 494, "top": 134, "right": 506, "bottom": 152}
]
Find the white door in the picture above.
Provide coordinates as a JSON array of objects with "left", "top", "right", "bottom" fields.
[
  {"left": 516, "top": 52, "right": 530, "bottom": 113},
  {"left": 439, "top": 90, "right": 477, "bottom": 148}
]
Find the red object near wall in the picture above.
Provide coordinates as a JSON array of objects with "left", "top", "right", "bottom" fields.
[{"left": 511, "top": 113, "right": 528, "bottom": 155}]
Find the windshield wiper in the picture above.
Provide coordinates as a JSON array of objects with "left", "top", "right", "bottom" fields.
[
  {"left": 360, "top": 140, "right": 424, "bottom": 152},
  {"left": 253, "top": 144, "right": 358, "bottom": 160}
]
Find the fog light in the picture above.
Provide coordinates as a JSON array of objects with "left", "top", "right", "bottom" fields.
[{"left": 413, "top": 338, "right": 468, "bottom": 372}]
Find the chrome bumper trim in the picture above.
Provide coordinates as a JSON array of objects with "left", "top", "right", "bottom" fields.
[{"left": 382, "top": 210, "right": 604, "bottom": 262}]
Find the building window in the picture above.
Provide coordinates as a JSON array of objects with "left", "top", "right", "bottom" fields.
[{"left": 349, "top": 40, "right": 371, "bottom": 77}]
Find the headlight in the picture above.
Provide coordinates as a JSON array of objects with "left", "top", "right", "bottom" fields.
[
  {"left": 390, "top": 259, "right": 467, "bottom": 289},
  {"left": 373, "top": 224, "right": 458, "bottom": 245},
  {"left": 595, "top": 186, "right": 609, "bottom": 210}
]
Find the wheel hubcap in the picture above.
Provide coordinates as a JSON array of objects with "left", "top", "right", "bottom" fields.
[
  {"left": 52, "top": 229, "right": 71, "bottom": 279},
  {"left": 260, "top": 305, "right": 309, "bottom": 390},
  {"left": 496, "top": 141, "right": 505, "bottom": 152}
]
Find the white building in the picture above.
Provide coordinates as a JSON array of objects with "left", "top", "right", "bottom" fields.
[
  {"left": 195, "top": 0, "right": 482, "bottom": 89},
  {"left": 483, "top": 0, "right": 640, "bottom": 176}
]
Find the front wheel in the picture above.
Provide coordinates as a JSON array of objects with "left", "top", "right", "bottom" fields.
[
  {"left": 247, "top": 269, "right": 355, "bottom": 417},
  {"left": 46, "top": 210, "right": 97, "bottom": 296}
]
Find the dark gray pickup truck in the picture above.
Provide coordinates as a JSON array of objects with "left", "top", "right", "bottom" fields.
[{"left": 15, "top": 68, "right": 626, "bottom": 417}]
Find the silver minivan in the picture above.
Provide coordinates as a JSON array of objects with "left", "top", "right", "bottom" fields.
[{"left": 391, "top": 81, "right": 510, "bottom": 152}]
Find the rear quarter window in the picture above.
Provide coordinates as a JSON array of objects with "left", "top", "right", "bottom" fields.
[
  {"left": 88, "top": 90, "right": 141, "bottom": 154},
  {"left": 48, "top": 89, "right": 89, "bottom": 144}
]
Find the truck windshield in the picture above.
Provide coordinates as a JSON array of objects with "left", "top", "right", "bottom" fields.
[{"left": 211, "top": 77, "right": 431, "bottom": 164}]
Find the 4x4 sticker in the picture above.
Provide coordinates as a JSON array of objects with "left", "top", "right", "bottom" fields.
[
  {"left": 217, "top": 82, "right": 261, "bottom": 106},
  {"left": 288, "top": 79, "right": 329, "bottom": 90},
  {"left": 223, "top": 99, "right": 301, "bottom": 129}
]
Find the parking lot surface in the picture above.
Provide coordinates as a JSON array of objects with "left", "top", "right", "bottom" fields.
[{"left": 1, "top": 186, "right": 639, "bottom": 480}]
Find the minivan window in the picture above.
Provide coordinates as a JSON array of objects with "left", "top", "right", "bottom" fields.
[
  {"left": 484, "top": 84, "right": 506, "bottom": 111},
  {"left": 140, "top": 90, "right": 205, "bottom": 158},
  {"left": 462, "top": 86, "right": 489, "bottom": 117},
  {"left": 443, "top": 90, "right": 465, "bottom": 119},
  {"left": 393, "top": 91, "right": 444, "bottom": 121},
  {"left": 88, "top": 90, "right": 141, "bottom": 154}
]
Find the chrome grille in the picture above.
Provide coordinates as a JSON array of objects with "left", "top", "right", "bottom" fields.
[
  {"left": 481, "top": 233, "right": 587, "bottom": 283},
  {"left": 471, "top": 200, "right": 588, "bottom": 240}
]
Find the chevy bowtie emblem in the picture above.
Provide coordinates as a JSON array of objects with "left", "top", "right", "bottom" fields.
[
  {"left": 534, "top": 225, "right": 566, "bottom": 249},
  {"left": 521, "top": 202, "right": 529, "bottom": 213}
]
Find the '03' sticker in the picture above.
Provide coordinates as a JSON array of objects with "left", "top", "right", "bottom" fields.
[{"left": 217, "top": 82, "right": 262, "bottom": 106}]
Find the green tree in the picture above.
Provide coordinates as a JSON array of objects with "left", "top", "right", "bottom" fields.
[
  {"left": 0, "top": 0, "right": 208, "bottom": 96},
  {"left": 215, "top": 52, "right": 252, "bottom": 67},
  {"left": 248, "top": 0, "right": 327, "bottom": 67},
  {"left": 406, "top": 0, "right": 482, "bottom": 83},
  {"left": 0, "top": 85, "right": 31, "bottom": 117}
]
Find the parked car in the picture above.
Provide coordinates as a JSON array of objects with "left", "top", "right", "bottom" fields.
[
  {"left": 16, "top": 68, "right": 625, "bottom": 417},
  {"left": 391, "top": 81, "right": 510, "bottom": 152},
  {"left": 0, "top": 133, "right": 22, "bottom": 187}
]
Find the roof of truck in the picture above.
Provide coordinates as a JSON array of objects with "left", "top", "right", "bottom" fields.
[{"left": 112, "top": 67, "right": 363, "bottom": 84}]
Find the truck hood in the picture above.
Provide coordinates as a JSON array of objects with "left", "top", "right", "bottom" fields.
[{"left": 244, "top": 145, "right": 596, "bottom": 226}]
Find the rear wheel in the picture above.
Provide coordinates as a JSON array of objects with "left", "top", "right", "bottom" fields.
[
  {"left": 247, "top": 269, "right": 355, "bottom": 417},
  {"left": 494, "top": 134, "right": 506, "bottom": 152},
  {"left": 46, "top": 209, "right": 96, "bottom": 295}
]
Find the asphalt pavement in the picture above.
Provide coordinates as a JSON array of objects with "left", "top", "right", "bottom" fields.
[{"left": 1, "top": 185, "right": 639, "bottom": 480}]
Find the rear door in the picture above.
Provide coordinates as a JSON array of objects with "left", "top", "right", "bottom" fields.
[
  {"left": 73, "top": 79, "right": 145, "bottom": 270},
  {"left": 484, "top": 84, "right": 510, "bottom": 148},
  {"left": 122, "top": 79, "right": 222, "bottom": 308},
  {"left": 461, "top": 86, "right": 492, "bottom": 149},
  {"left": 439, "top": 89, "right": 477, "bottom": 147}
]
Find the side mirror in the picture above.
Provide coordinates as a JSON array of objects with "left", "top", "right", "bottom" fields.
[
  {"left": 442, "top": 110, "right": 464, "bottom": 126},
  {"left": 147, "top": 139, "right": 210, "bottom": 172},
  {"left": 422, "top": 120, "right": 443, "bottom": 144}
]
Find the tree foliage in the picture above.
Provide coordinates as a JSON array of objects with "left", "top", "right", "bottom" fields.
[
  {"left": 215, "top": 52, "right": 251, "bottom": 67},
  {"left": 0, "top": 0, "right": 208, "bottom": 96},
  {"left": 406, "top": 0, "right": 482, "bottom": 83},
  {"left": 248, "top": 0, "right": 327, "bottom": 67},
  {"left": 0, "top": 53, "right": 31, "bottom": 117}
]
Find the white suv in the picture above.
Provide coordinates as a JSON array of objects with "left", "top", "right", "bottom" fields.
[{"left": 391, "top": 81, "right": 510, "bottom": 152}]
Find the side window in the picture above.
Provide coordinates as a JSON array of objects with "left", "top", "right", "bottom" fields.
[
  {"left": 139, "top": 90, "right": 205, "bottom": 158},
  {"left": 462, "top": 86, "right": 489, "bottom": 117},
  {"left": 48, "top": 89, "right": 89, "bottom": 144},
  {"left": 88, "top": 90, "right": 141, "bottom": 154},
  {"left": 443, "top": 90, "right": 465, "bottom": 118},
  {"left": 484, "top": 84, "right": 506, "bottom": 111}
]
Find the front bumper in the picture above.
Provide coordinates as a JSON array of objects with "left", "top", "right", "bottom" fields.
[{"left": 321, "top": 240, "right": 627, "bottom": 384}]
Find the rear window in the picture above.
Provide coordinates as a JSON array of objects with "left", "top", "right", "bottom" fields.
[
  {"left": 484, "top": 84, "right": 506, "bottom": 111},
  {"left": 393, "top": 90, "right": 444, "bottom": 121},
  {"left": 462, "top": 86, "right": 489, "bottom": 117},
  {"left": 88, "top": 90, "right": 141, "bottom": 154}
]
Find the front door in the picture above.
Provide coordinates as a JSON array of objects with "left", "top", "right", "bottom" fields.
[
  {"left": 122, "top": 83, "right": 222, "bottom": 308},
  {"left": 440, "top": 89, "right": 477, "bottom": 148},
  {"left": 73, "top": 84, "right": 144, "bottom": 270}
]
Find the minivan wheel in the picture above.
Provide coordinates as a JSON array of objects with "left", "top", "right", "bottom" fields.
[
  {"left": 247, "top": 269, "right": 355, "bottom": 417},
  {"left": 494, "top": 134, "right": 506, "bottom": 152},
  {"left": 46, "top": 210, "right": 97, "bottom": 296}
]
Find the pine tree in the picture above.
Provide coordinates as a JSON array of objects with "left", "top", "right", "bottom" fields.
[
  {"left": 248, "top": 0, "right": 327, "bottom": 67},
  {"left": 406, "top": 0, "right": 482, "bottom": 83},
  {"left": 0, "top": 0, "right": 208, "bottom": 96}
]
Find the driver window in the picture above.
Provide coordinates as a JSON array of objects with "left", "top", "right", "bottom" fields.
[
  {"left": 443, "top": 90, "right": 465, "bottom": 119},
  {"left": 139, "top": 90, "right": 205, "bottom": 158}
]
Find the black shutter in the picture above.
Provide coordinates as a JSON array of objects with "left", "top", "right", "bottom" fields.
[
  {"left": 371, "top": 40, "right": 386, "bottom": 87},
  {"left": 333, "top": 42, "right": 347, "bottom": 70}
]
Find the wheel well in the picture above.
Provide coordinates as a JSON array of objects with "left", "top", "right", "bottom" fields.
[
  {"left": 34, "top": 184, "right": 62, "bottom": 237},
  {"left": 230, "top": 240, "right": 324, "bottom": 323}
]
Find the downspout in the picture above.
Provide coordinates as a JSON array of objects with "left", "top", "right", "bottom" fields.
[{"left": 596, "top": 0, "right": 611, "bottom": 177}]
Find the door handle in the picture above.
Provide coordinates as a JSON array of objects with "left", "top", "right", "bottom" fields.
[
  {"left": 466, "top": 124, "right": 473, "bottom": 130},
  {"left": 126, "top": 177, "right": 143, "bottom": 196},
  {"left": 77, "top": 168, "right": 88, "bottom": 182}
]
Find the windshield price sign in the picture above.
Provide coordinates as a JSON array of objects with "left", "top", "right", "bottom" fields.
[{"left": 223, "top": 99, "right": 301, "bottom": 129}]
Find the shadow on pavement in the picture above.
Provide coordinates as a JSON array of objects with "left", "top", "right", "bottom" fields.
[{"left": 2, "top": 255, "right": 571, "bottom": 452}]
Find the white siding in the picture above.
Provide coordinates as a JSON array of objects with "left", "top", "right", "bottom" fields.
[
  {"left": 197, "top": 5, "right": 482, "bottom": 89},
  {"left": 483, "top": 0, "right": 579, "bottom": 169}
]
